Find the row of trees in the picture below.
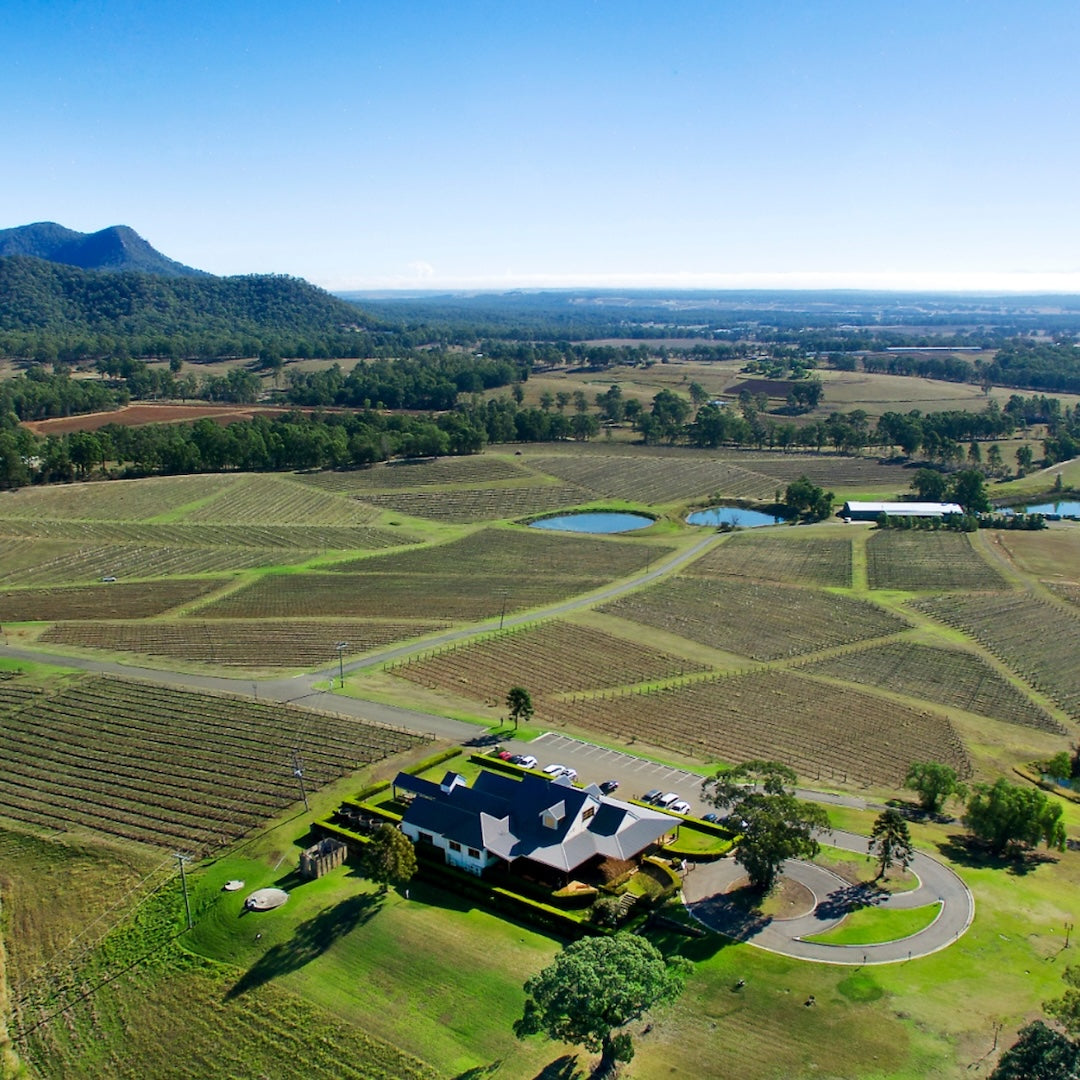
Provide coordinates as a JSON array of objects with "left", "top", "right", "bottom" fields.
[{"left": 905, "top": 762, "right": 1067, "bottom": 854}]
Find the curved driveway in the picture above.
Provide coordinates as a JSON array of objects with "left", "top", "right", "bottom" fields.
[{"left": 683, "top": 828, "right": 974, "bottom": 965}]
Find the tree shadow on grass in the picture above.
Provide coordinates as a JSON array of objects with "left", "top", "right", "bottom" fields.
[
  {"left": 226, "top": 892, "right": 383, "bottom": 999},
  {"left": 814, "top": 882, "right": 887, "bottom": 921},
  {"left": 684, "top": 888, "right": 772, "bottom": 943},
  {"left": 529, "top": 1055, "right": 585, "bottom": 1080},
  {"left": 936, "top": 834, "right": 1059, "bottom": 876}
]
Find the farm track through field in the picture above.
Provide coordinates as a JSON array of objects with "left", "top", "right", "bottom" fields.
[
  {"left": 177, "top": 473, "right": 383, "bottom": 526},
  {"left": 41, "top": 619, "right": 451, "bottom": 667},
  {"left": 600, "top": 576, "right": 909, "bottom": 661},
  {"left": 684, "top": 531, "right": 853, "bottom": 587},
  {"left": 912, "top": 591, "right": 1080, "bottom": 720},
  {"left": 0, "top": 579, "right": 226, "bottom": 621},
  {"left": 545, "top": 668, "right": 971, "bottom": 788},
  {"left": 0, "top": 520, "right": 414, "bottom": 550},
  {"left": 290, "top": 455, "right": 534, "bottom": 491},
  {"left": 389, "top": 619, "right": 713, "bottom": 703},
  {"left": 802, "top": 640, "right": 1065, "bottom": 734}
]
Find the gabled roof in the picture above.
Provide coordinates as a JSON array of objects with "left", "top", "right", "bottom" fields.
[{"left": 397, "top": 768, "right": 673, "bottom": 873}]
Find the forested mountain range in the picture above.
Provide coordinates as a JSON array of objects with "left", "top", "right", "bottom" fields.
[
  {"left": 0, "top": 255, "right": 373, "bottom": 361},
  {"left": 0, "top": 222, "right": 205, "bottom": 277}
]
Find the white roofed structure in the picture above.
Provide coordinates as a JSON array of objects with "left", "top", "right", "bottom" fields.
[{"left": 843, "top": 501, "right": 965, "bottom": 521}]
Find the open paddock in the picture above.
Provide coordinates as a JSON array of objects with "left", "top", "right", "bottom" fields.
[
  {"left": 600, "top": 577, "right": 908, "bottom": 661},
  {"left": 42, "top": 619, "right": 449, "bottom": 668},
  {"left": 0, "top": 579, "right": 224, "bottom": 622},
  {"left": 685, "top": 531, "right": 852, "bottom": 587},
  {"left": 0, "top": 676, "right": 428, "bottom": 853},
  {"left": 803, "top": 641, "right": 1065, "bottom": 733},
  {"left": 866, "top": 530, "right": 1007, "bottom": 591},
  {"left": 986, "top": 527, "right": 1080, "bottom": 583},
  {"left": 388, "top": 619, "right": 711, "bottom": 703},
  {"left": 546, "top": 668, "right": 970, "bottom": 788},
  {"left": 913, "top": 591, "right": 1080, "bottom": 720}
]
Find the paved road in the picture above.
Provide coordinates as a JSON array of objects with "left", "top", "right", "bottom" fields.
[
  {"left": 0, "top": 530, "right": 723, "bottom": 744},
  {"left": 682, "top": 828, "right": 974, "bottom": 965}
]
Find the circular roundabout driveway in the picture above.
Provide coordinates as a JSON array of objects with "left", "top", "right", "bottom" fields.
[{"left": 682, "top": 829, "right": 974, "bottom": 965}]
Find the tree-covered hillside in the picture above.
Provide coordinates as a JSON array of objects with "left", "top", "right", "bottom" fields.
[{"left": 0, "top": 256, "right": 373, "bottom": 361}]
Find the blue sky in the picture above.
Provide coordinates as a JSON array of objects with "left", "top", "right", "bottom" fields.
[{"left": 3, "top": 1, "right": 1079, "bottom": 291}]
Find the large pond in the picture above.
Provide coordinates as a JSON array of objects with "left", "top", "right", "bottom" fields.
[
  {"left": 529, "top": 512, "right": 654, "bottom": 534},
  {"left": 1017, "top": 500, "right": 1080, "bottom": 518},
  {"left": 686, "top": 506, "right": 781, "bottom": 528}
]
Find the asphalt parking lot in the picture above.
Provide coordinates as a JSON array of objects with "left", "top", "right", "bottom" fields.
[{"left": 527, "top": 732, "right": 711, "bottom": 813}]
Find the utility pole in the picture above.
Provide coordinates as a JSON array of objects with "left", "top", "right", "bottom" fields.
[
  {"left": 499, "top": 591, "right": 507, "bottom": 630},
  {"left": 335, "top": 641, "right": 348, "bottom": 689},
  {"left": 175, "top": 853, "right": 193, "bottom": 931},
  {"left": 292, "top": 748, "right": 309, "bottom": 811}
]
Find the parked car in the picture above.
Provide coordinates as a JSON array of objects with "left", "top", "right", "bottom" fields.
[
  {"left": 656, "top": 792, "right": 680, "bottom": 808},
  {"left": 497, "top": 750, "right": 515, "bottom": 761},
  {"left": 642, "top": 788, "right": 663, "bottom": 803},
  {"left": 599, "top": 780, "right": 620, "bottom": 795},
  {"left": 561, "top": 767, "right": 577, "bottom": 782},
  {"left": 543, "top": 763, "right": 568, "bottom": 777},
  {"left": 669, "top": 800, "right": 692, "bottom": 815},
  {"left": 516, "top": 754, "right": 538, "bottom": 769},
  {"left": 702, "top": 812, "right": 721, "bottom": 824}
]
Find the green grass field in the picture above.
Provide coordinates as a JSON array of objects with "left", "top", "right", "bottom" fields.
[{"left": 805, "top": 902, "right": 942, "bottom": 945}]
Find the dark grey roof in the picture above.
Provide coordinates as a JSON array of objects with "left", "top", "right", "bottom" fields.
[{"left": 399, "top": 767, "right": 673, "bottom": 873}]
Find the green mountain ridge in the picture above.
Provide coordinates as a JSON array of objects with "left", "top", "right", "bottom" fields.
[
  {"left": 0, "top": 254, "right": 370, "bottom": 343},
  {"left": 0, "top": 221, "right": 206, "bottom": 277}
]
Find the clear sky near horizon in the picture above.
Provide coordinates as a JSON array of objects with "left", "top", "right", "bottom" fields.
[{"left": 3, "top": 1, "right": 1079, "bottom": 293}]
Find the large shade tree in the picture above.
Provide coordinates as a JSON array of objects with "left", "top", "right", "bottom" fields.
[
  {"left": 963, "top": 778, "right": 1066, "bottom": 855},
  {"left": 904, "top": 761, "right": 968, "bottom": 815},
  {"left": 704, "top": 760, "right": 829, "bottom": 894},
  {"left": 514, "top": 933, "right": 689, "bottom": 1075}
]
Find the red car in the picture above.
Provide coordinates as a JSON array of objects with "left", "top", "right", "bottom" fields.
[{"left": 497, "top": 750, "right": 515, "bottom": 761}]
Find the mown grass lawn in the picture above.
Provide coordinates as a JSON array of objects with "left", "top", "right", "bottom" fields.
[
  {"left": 185, "top": 855, "right": 570, "bottom": 1077},
  {"left": 804, "top": 901, "right": 942, "bottom": 945}
]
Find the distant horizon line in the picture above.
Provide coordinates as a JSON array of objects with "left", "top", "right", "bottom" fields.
[{"left": 314, "top": 269, "right": 1080, "bottom": 296}]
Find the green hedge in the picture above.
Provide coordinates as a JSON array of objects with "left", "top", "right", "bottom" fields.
[
  {"left": 413, "top": 851, "right": 604, "bottom": 938},
  {"left": 468, "top": 752, "right": 548, "bottom": 780},
  {"left": 352, "top": 747, "right": 464, "bottom": 803},
  {"left": 661, "top": 836, "right": 734, "bottom": 861}
]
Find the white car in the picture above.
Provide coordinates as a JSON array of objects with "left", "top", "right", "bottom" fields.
[
  {"left": 516, "top": 754, "right": 539, "bottom": 769},
  {"left": 656, "top": 792, "right": 680, "bottom": 808},
  {"left": 543, "top": 763, "right": 568, "bottom": 777},
  {"left": 561, "top": 767, "right": 578, "bottom": 782},
  {"left": 669, "top": 800, "right": 692, "bottom": 815}
]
